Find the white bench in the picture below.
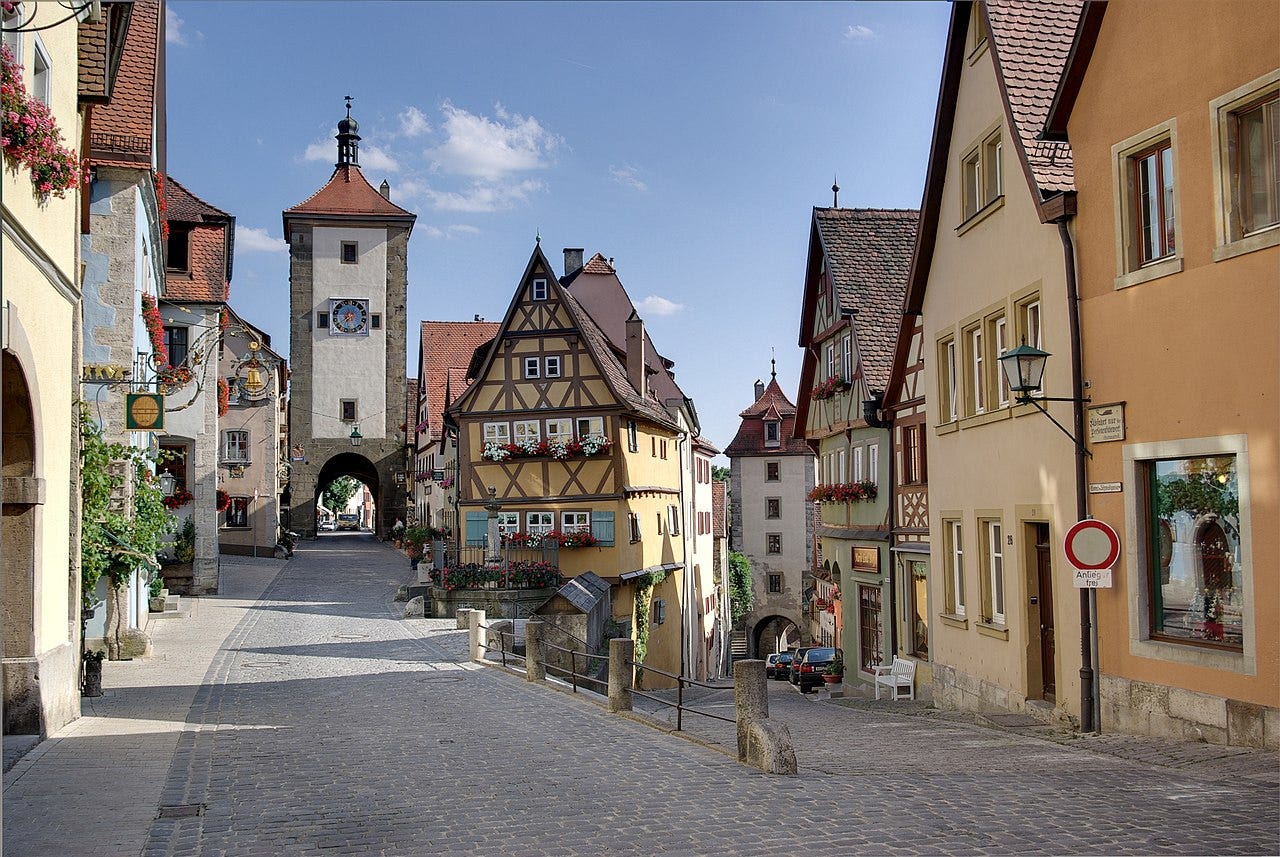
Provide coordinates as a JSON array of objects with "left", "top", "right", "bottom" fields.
[{"left": 872, "top": 657, "right": 917, "bottom": 700}]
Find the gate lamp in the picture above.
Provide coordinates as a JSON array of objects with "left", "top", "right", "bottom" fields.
[
  {"left": 158, "top": 472, "right": 177, "bottom": 498},
  {"left": 350, "top": 425, "right": 363, "bottom": 447}
]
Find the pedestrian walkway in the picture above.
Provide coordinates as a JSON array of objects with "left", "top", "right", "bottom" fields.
[{"left": 4, "top": 535, "right": 1277, "bottom": 856}]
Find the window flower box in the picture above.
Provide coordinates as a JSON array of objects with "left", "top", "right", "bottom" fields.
[
  {"left": 811, "top": 376, "right": 851, "bottom": 401},
  {"left": 807, "top": 481, "right": 878, "bottom": 503}
]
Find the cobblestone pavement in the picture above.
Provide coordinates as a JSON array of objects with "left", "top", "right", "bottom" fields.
[{"left": 5, "top": 535, "right": 1278, "bottom": 856}]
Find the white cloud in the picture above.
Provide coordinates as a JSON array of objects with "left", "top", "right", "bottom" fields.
[
  {"left": 425, "top": 179, "right": 545, "bottom": 213},
  {"left": 166, "top": 9, "right": 201, "bottom": 45},
  {"left": 844, "top": 24, "right": 875, "bottom": 40},
  {"left": 398, "top": 106, "right": 432, "bottom": 138},
  {"left": 609, "top": 165, "right": 648, "bottom": 193},
  {"left": 235, "top": 226, "right": 287, "bottom": 253},
  {"left": 301, "top": 138, "right": 398, "bottom": 172},
  {"left": 425, "top": 102, "right": 562, "bottom": 181},
  {"left": 635, "top": 295, "right": 684, "bottom": 317},
  {"left": 448, "top": 224, "right": 481, "bottom": 236},
  {"left": 421, "top": 224, "right": 482, "bottom": 240}
]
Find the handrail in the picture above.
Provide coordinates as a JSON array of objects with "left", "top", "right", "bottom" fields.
[
  {"left": 539, "top": 640, "right": 607, "bottom": 695},
  {"left": 475, "top": 623, "right": 526, "bottom": 670},
  {"left": 625, "top": 659, "right": 736, "bottom": 730}
]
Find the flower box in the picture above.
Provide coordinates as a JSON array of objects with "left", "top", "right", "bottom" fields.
[{"left": 807, "top": 481, "right": 878, "bottom": 503}]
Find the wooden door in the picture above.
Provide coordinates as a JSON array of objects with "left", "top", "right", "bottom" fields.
[{"left": 1035, "top": 524, "right": 1055, "bottom": 700}]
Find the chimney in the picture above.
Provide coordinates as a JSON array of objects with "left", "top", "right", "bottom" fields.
[
  {"left": 626, "top": 311, "right": 646, "bottom": 397},
  {"left": 563, "top": 248, "right": 584, "bottom": 276},
  {"left": 754, "top": 379, "right": 765, "bottom": 400},
  {"left": 379, "top": 179, "right": 391, "bottom": 200}
]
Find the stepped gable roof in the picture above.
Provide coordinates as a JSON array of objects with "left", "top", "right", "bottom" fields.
[
  {"left": 711, "top": 480, "right": 727, "bottom": 539},
  {"left": 163, "top": 176, "right": 234, "bottom": 304},
  {"left": 725, "top": 376, "right": 811, "bottom": 457},
  {"left": 813, "top": 207, "right": 918, "bottom": 393},
  {"left": 986, "top": 0, "right": 1081, "bottom": 197},
  {"left": 89, "top": 0, "right": 161, "bottom": 169},
  {"left": 284, "top": 165, "right": 416, "bottom": 222},
  {"left": 563, "top": 252, "right": 685, "bottom": 405},
  {"left": 418, "top": 321, "right": 500, "bottom": 443}
]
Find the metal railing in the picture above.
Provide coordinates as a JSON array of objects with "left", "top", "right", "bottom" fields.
[
  {"left": 626, "top": 661, "right": 736, "bottom": 731},
  {"left": 540, "top": 640, "right": 608, "bottom": 694},
  {"left": 476, "top": 621, "right": 526, "bottom": 669}
]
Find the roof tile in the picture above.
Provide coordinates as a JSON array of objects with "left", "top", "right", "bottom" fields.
[
  {"left": 418, "top": 321, "right": 501, "bottom": 443},
  {"left": 285, "top": 165, "right": 415, "bottom": 220},
  {"left": 89, "top": 0, "right": 158, "bottom": 168}
]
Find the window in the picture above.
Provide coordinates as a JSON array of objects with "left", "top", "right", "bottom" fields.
[
  {"left": 852, "top": 446, "right": 863, "bottom": 483},
  {"left": 962, "top": 130, "right": 1002, "bottom": 220},
  {"left": 544, "top": 356, "right": 561, "bottom": 378},
  {"left": 317, "top": 312, "right": 329, "bottom": 330},
  {"left": 660, "top": 439, "right": 668, "bottom": 459},
  {"left": 1114, "top": 122, "right": 1182, "bottom": 286},
  {"left": 666, "top": 505, "right": 680, "bottom": 535},
  {"left": 341, "top": 241, "right": 358, "bottom": 264},
  {"left": 841, "top": 334, "right": 852, "bottom": 381},
  {"left": 483, "top": 422, "right": 510, "bottom": 444},
  {"left": 825, "top": 343, "right": 836, "bottom": 380},
  {"left": 988, "top": 315, "right": 1009, "bottom": 407},
  {"left": 523, "top": 357, "right": 540, "bottom": 379},
  {"left": 497, "top": 512, "right": 520, "bottom": 537},
  {"left": 969, "top": 0, "right": 987, "bottom": 53},
  {"left": 768, "top": 573, "right": 782, "bottom": 594},
  {"left": 225, "top": 497, "right": 250, "bottom": 529},
  {"left": 652, "top": 599, "right": 666, "bottom": 626},
  {"left": 1, "top": 6, "right": 20, "bottom": 60},
  {"left": 164, "top": 327, "right": 188, "bottom": 368},
  {"left": 340, "top": 400, "right": 357, "bottom": 422},
  {"left": 222, "top": 430, "right": 249, "bottom": 463},
  {"left": 627, "top": 420, "right": 638, "bottom": 453},
  {"left": 939, "top": 337, "right": 958, "bottom": 423},
  {"left": 1144, "top": 453, "right": 1243, "bottom": 650},
  {"left": 868, "top": 443, "right": 879, "bottom": 486},
  {"left": 576, "top": 416, "right": 604, "bottom": 439},
  {"left": 546, "top": 419, "right": 572, "bottom": 443},
  {"left": 945, "top": 520, "right": 966, "bottom": 618},
  {"left": 527, "top": 512, "right": 554, "bottom": 536},
  {"left": 1133, "top": 141, "right": 1176, "bottom": 264},
  {"left": 531, "top": 278, "right": 548, "bottom": 301},
  {"left": 967, "top": 326, "right": 985, "bottom": 415},
  {"left": 764, "top": 420, "right": 780, "bottom": 448},
  {"left": 651, "top": 436, "right": 656, "bottom": 457},
  {"left": 905, "top": 560, "right": 930, "bottom": 660},
  {"left": 31, "top": 37, "right": 50, "bottom": 105},
  {"left": 984, "top": 520, "right": 1005, "bottom": 626},
  {"left": 1212, "top": 70, "right": 1280, "bottom": 258},
  {"left": 656, "top": 512, "right": 665, "bottom": 536},
  {"left": 513, "top": 420, "right": 540, "bottom": 446},
  {"left": 370, "top": 314, "right": 381, "bottom": 330},
  {"left": 629, "top": 513, "right": 642, "bottom": 543},
  {"left": 562, "top": 511, "right": 590, "bottom": 533},
  {"left": 167, "top": 227, "right": 190, "bottom": 272},
  {"left": 766, "top": 497, "right": 780, "bottom": 519},
  {"left": 902, "top": 424, "right": 926, "bottom": 485},
  {"left": 766, "top": 461, "right": 780, "bottom": 481},
  {"left": 766, "top": 534, "right": 782, "bottom": 555},
  {"left": 158, "top": 443, "right": 188, "bottom": 491}
]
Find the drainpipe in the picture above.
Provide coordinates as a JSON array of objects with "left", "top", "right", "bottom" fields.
[
  {"left": 677, "top": 429, "right": 692, "bottom": 679},
  {"left": 1058, "top": 218, "right": 1097, "bottom": 734}
]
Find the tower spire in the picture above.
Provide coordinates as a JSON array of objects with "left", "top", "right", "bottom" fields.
[
  {"left": 832, "top": 175, "right": 840, "bottom": 208},
  {"left": 336, "top": 96, "right": 361, "bottom": 168}
]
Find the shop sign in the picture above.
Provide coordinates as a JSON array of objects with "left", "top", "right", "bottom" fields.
[{"left": 1087, "top": 402, "right": 1126, "bottom": 443}]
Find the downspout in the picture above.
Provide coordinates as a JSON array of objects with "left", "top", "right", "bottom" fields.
[
  {"left": 677, "top": 430, "right": 691, "bottom": 679},
  {"left": 1058, "top": 218, "right": 1097, "bottom": 734}
]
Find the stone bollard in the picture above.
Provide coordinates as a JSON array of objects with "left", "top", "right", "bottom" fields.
[
  {"left": 608, "top": 638, "right": 635, "bottom": 712},
  {"left": 525, "top": 620, "right": 546, "bottom": 682},
  {"left": 468, "top": 609, "right": 487, "bottom": 662},
  {"left": 734, "top": 659, "right": 797, "bottom": 775},
  {"left": 456, "top": 608, "right": 472, "bottom": 630}
]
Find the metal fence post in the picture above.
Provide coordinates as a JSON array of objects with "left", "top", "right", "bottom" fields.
[
  {"left": 525, "top": 620, "right": 546, "bottom": 682},
  {"left": 608, "top": 638, "right": 635, "bottom": 712}
]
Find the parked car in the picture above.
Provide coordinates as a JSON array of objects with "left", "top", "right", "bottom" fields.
[
  {"left": 765, "top": 652, "right": 793, "bottom": 679},
  {"left": 788, "top": 647, "right": 812, "bottom": 685},
  {"left": 797, "top": 647, "right": 842, "bottom": 693},
  {"left": 319, "top": 520, "right": 336, "bottom": 532}
]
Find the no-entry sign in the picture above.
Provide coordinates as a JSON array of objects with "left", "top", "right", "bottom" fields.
[{"left": 1064, "top": 519, "right": 1120, "bottom": 588}]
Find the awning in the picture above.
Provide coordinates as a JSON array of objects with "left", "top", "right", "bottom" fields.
[
  {"left": 619, "top": 562, "right": 684, "bottom": 581},
  {"left": 890, "top": 542, "right": 930, "bottom": 554}
]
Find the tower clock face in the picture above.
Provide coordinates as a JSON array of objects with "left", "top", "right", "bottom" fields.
[{"left": 330, "top": 298, "right": 370, "bottom": 335}]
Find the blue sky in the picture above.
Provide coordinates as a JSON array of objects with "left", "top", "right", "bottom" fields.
[{"left": 165, "top": 1, "right": 951, "bottom": 458}]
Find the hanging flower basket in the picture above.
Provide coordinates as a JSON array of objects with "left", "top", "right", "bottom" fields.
[
  {"left": 1, "top": 45, "right": 87, "bottom": 198},
  {"left": 162, "top": 487, "right": 193, "bottom": 510},
  {"left": 215, "top": 489, "right": 230, "bottom": 513},
  {"left": 217, "top": 378, "right": 230, "bottom": 416}
]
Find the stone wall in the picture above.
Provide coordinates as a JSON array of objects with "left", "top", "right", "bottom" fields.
[
  {"left": 1100, "top": 673, "right": 1279, "bottom": 749},
  {"left": 429, "top": 586, "right": 555, "bottom": 622},
  {"left": 931, "top": 662, "right": 1058, "bottom": 725}
]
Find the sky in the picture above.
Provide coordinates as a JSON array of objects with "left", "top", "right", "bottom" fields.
[{"left": 165, "top": 1, "right": 952, "bottom": 459}]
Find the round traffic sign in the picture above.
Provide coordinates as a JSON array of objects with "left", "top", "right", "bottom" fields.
[{"left": 1064, "top": 519, "right": 1121, "bottom": 571}]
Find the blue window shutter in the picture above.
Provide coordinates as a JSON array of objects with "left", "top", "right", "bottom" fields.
[
  {"left": 465, "top": 512, "right": 487, "bottom": 546},
  {"left": 591, "top": 511, "right": 615, "bottom": 546}
]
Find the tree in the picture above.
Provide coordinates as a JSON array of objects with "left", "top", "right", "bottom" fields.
[
  {"left": 712, "top": 465, "right": 730, "bottom": 482},
  {"left": 727, "top": 550, "right": 753, "bottom": 628},
  {"left": 322, "top": 476, "right": 360, "bottom": 511}
]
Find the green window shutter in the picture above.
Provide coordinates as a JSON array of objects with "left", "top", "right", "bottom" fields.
[
  {"left": 590, "top": 511, "right": 615, "bottom": 546},
  {"left": 465, "top": 512, "right": 487, "bottom": 546}
]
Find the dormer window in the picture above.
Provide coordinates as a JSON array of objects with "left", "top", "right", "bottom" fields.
[
  {"left": 531, "top": 278, "right": 548, "bottom": 301},
  {"left": 764, "top": 420, "right": 781, "bottom": 448},
  {"left": 167, "top": 227, "right": 190, "bottom": 272}
]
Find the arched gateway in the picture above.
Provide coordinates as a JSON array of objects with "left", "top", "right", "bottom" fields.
[{"left": 284, "top": 101, "right": 416, "bottom": 538}]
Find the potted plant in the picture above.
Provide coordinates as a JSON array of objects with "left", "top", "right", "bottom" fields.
[
  {"left": 147, "top": 576, "right": 167, "bottom": 613},
  {"left": 823, "top": 655, "right": 845, "bottom": 684}
]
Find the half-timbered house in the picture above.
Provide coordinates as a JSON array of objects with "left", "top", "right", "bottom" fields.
[{"left": 795, "top": 206, "right": 918, "bottom": 685}]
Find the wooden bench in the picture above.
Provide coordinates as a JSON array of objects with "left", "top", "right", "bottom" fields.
[{"left": 872, "top": 657, "right": 917, "bottom": 700}]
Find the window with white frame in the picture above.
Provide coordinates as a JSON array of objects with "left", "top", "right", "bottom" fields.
[
  {"left": 939, "top": 337, "right": 958, "bottom": 423},
  {"left": 546, "top": 418, "right": 572, "bottom": 443},
  {"left": 497, "top": 512, "right": 520, "bottom": 537},
  {"left": 222, "top": 430, "right": 249, "bottom": 463},
  {"left": 984, "top": 520, "right": 1005, "bottom": 626},
  {"left": 545, "top": 355, "right": 562, "bottom": 378},
  {"left": 969, "top": 326, "right": 985, "bottom": 415},
  {"left": 513, "top": 420, "right": 540, "bottom": 446},
  {"left": 483, "top": 422, "right": 510, "bottom": 444},
  {"left": 841, "top": 334, "right": 852, "bottom": 380},
  {"left": 31, "top": 37, "right": 51, "bottom": 106},
  {"left": 825, "top": 342, "right": 836, "bottom": 380},
  {"left": 993, "top": 315, "right": 1010, "bottom": 407},
  {"left": 962, "top": 129, "right": 1003, "bottom": 220},
  {"left": 527, "top": 512, "right": 554, "bottom": 536},
  {"left": 562, "top": 511, "right": 590, "bottom": 533},
  {"left": 627, "top": 420, "right": 638, "bottom": 452},
  {"left": 946, "top": 520, "right": 966, "bottom": 618},
  {"left": 667, "top": 505, "right": 680, "bottom": 536},
  {"left": 868, "top": 443, "right": 879, "bottom": 486},
  {"left": 531, "top": 278, "right": 548, "bottom": 301},
  {"left": 1211, "top": 70, "right": 1280, "bottom": 257},
  {"left": 576, "top": 416, "right": 604, "bottom": 438},
  {"left": 523, "top": 357, "right": 540, "bottom": 379},
  {"left": 629, "top": 513, "right": 642, "bottom": 542},
  {"left": 764, "top": 420, "right": 780, "bottom": 447}
]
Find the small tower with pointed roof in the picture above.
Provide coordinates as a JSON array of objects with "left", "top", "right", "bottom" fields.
[
  {"left": 724, "top": 367, "right": 816, "bottom": 656},
  {"left": 283, "top": 102, "right": 417, "bottom": 538}
]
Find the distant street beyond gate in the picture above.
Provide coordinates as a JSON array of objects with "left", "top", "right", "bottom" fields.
[{"left": 4, "top": 536, "right": 1277, "bottom": 856}]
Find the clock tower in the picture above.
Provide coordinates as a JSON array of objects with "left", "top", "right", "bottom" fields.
[{"left": 284, "top": 101, "right": 416, "bottom": 537}]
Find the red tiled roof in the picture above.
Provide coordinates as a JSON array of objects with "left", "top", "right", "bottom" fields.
[
  {"left": 89, "top": 0, "right": 158, "bottom": 168},
  {"left": 986, "top": 0, "right": 1081, "bottom": 196},
  {"left": 813, "top": 208, "right": 917, "bottom": 394},
  {"left": 165, "top": 224, "right": 228, "bottom": 302},
  {"left": 582, "top": 252, "right": 615, "bottom": 275},
  {"left": 419, "top": 321, "right": 500, "bottom": 444},
  {"left": 711, "top": 480, "right": 727, "bottom": 539},
  {"left": 404, "top": 377, "right": 419, "bottom": 435},
  {"left": 284, "top": 165, "right": 415, "bottom": 220},
  {"left": 725, "top": 376, "right": 811, "bottom": 457},
  {"left": 738, "top": 377, "right": 797, "bottom": 418},
  {"left": 166, "top": 174, "right": 231, "bottom": 223}
]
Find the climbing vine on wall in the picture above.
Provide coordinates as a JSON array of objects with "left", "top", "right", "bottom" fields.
[{"left": 632, "top": 568, "right": 669, "bottom": 677}]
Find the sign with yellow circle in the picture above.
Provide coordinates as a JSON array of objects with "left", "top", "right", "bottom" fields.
[{"left": 125, "top": 393, "right": 164, "bottom": 431}]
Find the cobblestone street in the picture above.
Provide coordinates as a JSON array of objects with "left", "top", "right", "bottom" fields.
[{"left": 5, "top": 536, "right": 1277, "bottom": 856}]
